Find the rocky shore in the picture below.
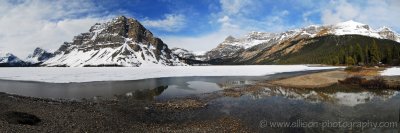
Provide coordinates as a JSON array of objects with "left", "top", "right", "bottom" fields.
[{"left": 0, "top": 92, "right": 249, "bottom": 132}]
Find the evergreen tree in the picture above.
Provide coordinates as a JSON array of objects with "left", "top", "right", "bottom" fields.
[
  {"left": 385, "top": 47, "right": 393, "bottom": 64},
  {"left": 354, "top": 43, "right": 364, "bottom": 64},
  {"left": 393, "top": 46, "right": 400, "bottom": 59},
  {"left": 364, "top": 44, "right": 370, "bottom": 65},
  {"left": 346, "top": 56, "right": 355, "bottom": 65},
  {"left": 332, "top": 56, "right": 340, "bottom": 65},
  {"left": 393, "top": 46, "right": 400, "bottom": 65},
  {"left": 370, "top": 40, "right": 380, "bottom": 65},
  {"left": 348, "top": 45, "right": 354, "bottom": 56},
  {"left": 339, "top": 47, "right": 346, "bottom": 64}
]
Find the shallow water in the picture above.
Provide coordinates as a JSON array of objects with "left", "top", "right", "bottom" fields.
[
  {"left": 192, "top": 84, "right": 400, "bottom": 132},
  {"left": 0, "top": 70, "right": 398, "bottom": 132},
  {"left": 121, "top": 82, "right": 399, "bottom": 132},
  {"left": 0, "top": 77, "right": 248, "bottom": 100},
  {"left": 0, "top": 70, "right": 317, "bottom": 100}
]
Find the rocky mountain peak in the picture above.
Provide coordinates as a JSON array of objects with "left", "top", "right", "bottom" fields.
[
  {"left": 43, "top": 16, "right": 184, "bottom": 67},
  {"left": 171, "top": 47, "right": 195, "bottom": 59},
  {"left": 223, "top": 36, "right": 236, "bottom": 43},
  {"left": 378, "top": 26, "right": 392, "bottom": 32},
  {"left": 377, "top": 26, "right": 399, "bottom": 42},
  {"left": 26, "top": 47, "right": 53, "bottom": 64},
  {"left": 246, "top": 31, "right": 275, "bottom": 40},
  {"left": 0, "top": 52, "right": 26, "bottom": 66},
  {"left": 31, "top": 47, "right": 46, "bottom": 56},
  {"left": 335, "top": 20, "right": 368, "bottom": 27},
  {"left": 0, "top": 52, "right": 13, "bottom": 59},
  {"left": 332, "top": 20, "right": 371, "bottom": 31},
  {"left": 74, "top": 15, "right": 165, "bottom": 50}
]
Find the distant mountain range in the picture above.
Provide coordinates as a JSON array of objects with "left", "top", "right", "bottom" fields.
[
  {"left": 203, "top": 20, "right": 400, "bottom": 65},
  {"left": 1, "top": 18, "right": 400, "bottom": 67}
]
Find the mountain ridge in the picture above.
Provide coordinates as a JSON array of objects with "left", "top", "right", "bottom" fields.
[
  {"left": 0, "top": 52, "right": 27, "bottom": 67},
  {"left": 26, "top": 47, "right": 54, "bottom": 65},
  {"left": 42, "top": 16, "right": 185, "bottom": 67},
  {"left": 200, "top": 20, "right": 400, "bottom": 65}
]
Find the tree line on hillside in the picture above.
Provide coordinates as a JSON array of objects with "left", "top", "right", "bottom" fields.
[
  {"left": 275, "top": 35, "right": 400, "bottom": 66},
  {"left": 332, "top": 40, "right": 399, "bottom": 66}
]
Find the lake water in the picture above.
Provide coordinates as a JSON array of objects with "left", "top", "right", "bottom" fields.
[
  {"left": 0, "top": 70, "right": 399, "bottom": 132},
  {"left": 0, "top": 70, "right": 319, "bottom": 100},
  {"left": 201, "top": 85, "right": 400, "bottom": 132}
]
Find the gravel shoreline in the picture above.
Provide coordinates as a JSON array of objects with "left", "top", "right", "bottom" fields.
[{"left": 0, "top": 92, "right": 250, "bottom": 132}]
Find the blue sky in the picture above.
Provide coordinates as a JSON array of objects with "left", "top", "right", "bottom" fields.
[{"left": 0, "top": 0, "right": 399, "bottom": 57}]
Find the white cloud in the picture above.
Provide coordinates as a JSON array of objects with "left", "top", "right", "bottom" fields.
[
  {"left": 217, "top": 15, "right": 238, "bottom": 29},
  {"left": 162, "top": 32, "right": 226, "bottom": 52},
  {"left": 321, "top": 0, "right": 400, "bottom": 30},
  {"left": 161, "top": 0, "right": 258, "bottom": 52},
  {"left": 162, "top": 26, "right": 246, "bottom": 52},
  {"left": 220, "top": 0, "right": 250, "bottom": 15},
  {"left": 162, "top": 15, "right": 247, "bottom": 52},
  {"left": 0, "top": 0, "right": 112, "bottom": 58},
  {"left": 217, "top": 15, "right": 230, "bottom": 23},
  {"left": 142, "top": 14, "right": 186, "bottom": 32},
  {"left": 162, "top": 0, "right": 294, "bottom": 52},
  {"left": 321, "top": 0, "right": 360, "bottom": 24},
  {"left": 263, "top": 10, "right": 292, "bottom": 32},
  {"left": 160, "top": 0, "right": 255, "bottom": 52}
]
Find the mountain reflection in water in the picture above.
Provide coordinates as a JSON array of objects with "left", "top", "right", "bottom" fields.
[{"left": 249, "top": 84, "right": 399, "bottom": 107}]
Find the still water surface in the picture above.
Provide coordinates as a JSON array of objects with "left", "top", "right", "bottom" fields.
[{"left": 0, "top": 71, "right": 398, "bottom": 132}]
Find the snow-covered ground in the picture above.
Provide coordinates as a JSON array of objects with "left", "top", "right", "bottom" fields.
[
  {"left": 381, "top": 67, "right": 400, "bottom": 76},
  {"left": 0, "top": 65, "right": 339, "bottom": 83}
]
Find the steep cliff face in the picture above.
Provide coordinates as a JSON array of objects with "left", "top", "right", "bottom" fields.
[{"left": 43, "top": 16, "right": 185, "bottom": 67}]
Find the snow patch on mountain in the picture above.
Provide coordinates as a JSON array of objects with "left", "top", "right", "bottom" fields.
[
  {"left": 0, "top": 51, "right": 26, "bottom": 66},
  {"left": 228, "top": 20, "right": 399, "bottom": 50},
  {"left": 328, "top": 20, "right": 399, "bottom": 41},
  {"left": 45, "top": 38, "right": 184, "bottom": 67},
  {"left": 26, "top": 47, "right": 53, "bottom": 64},
  {"left": 171, "top": 48, "right": 207, "bottom": 61},
  {"left": 222, "top": 32, "right": 280, "bottom": 49},
  {"left": 42, "top": 16, "right": 185, "bottom": 67},
  {"left": 205, "top": 20, "right": 400, "bottom": 60},
  {"left": 0, "top": 53, "right": 20, "bottom": 64},
  {"left": 171, "top": 47, "right": 195, "bottom": 59}
]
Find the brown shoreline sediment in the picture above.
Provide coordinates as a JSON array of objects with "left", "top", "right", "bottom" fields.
[
  {"left": 267, "top": 68, "right": 400, "bottom": 89},
  {"left": 267, "top": 70, "right": 348, "bottom": 88}
]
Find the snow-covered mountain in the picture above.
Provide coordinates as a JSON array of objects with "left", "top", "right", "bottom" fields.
[
  {"left": 26, "top": 47, "right": 54, "bottom": 64},
  {"left": 171, "top": 47, "right": 207, "bottom": 61},
  {"left": 171, "top": 47, "right": 196, "bottom": 59},
  {"left": 0, "top": 52, "right": 26, "bottom": 66},
  {"left": 43, "top": 16, "right": 185, "bottom": 67},
  {"left": 205, "top": 20, "right": 400, "bottom": 63}
]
